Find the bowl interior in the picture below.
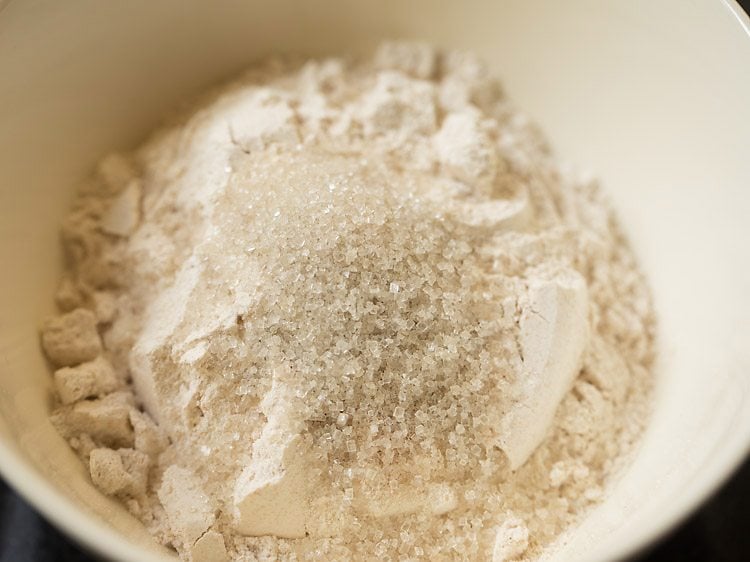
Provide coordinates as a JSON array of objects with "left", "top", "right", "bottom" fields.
[{"left": 1, "top": 1, "right": 750, "bottom": 560}]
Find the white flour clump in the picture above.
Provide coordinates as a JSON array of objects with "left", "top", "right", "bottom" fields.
[{"left": 42, "top": 42, "right": 655, "bottom": 561}]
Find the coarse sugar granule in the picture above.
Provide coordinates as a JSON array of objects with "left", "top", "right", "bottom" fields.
[{"left": 42, "top": 41, "right": 655, "bottom": 561}]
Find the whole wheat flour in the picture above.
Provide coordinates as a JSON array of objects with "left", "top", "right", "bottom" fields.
[{"left": 41, "top": 42, "right": 655, "bottom": 562}]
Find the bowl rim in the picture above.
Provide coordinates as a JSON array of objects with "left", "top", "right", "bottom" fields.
[
  {"left": 607, "top": 3, "right": 750, "bottom": 555},
  {"left": 1, "top": 1, "right": 749, "bottom": 561},
  {"left": 0, "top": 438, "right": 169, "bottom": 561}
]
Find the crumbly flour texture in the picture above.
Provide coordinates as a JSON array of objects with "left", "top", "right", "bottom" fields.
[{"left": 42, "top": 42, "right": 655, "bottom": 562}]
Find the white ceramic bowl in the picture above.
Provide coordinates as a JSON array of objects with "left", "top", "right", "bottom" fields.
[{"left": 2, "top": 1, "right": 750, "bottom": 560}]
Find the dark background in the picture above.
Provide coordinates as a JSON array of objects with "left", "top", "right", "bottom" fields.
[{"left": 2, "top": 1, "right": 749, "bottom": 560}]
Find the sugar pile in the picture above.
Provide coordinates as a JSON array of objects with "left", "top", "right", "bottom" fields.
[{"left": 41, "top": 42, "right": 655, "bottom": 561}]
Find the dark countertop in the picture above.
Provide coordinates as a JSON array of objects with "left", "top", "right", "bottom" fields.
[{"left": 2, "top": 1, "right": 749, "bottom": 561}]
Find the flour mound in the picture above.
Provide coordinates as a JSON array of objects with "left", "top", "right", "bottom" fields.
[{"left": 43, "top": 42, "right": 655, "bottom": 562}]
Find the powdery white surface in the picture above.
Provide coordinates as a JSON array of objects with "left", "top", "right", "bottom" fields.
[{"left": 41, "top": 42, "right": 655, "bottom": 561}]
